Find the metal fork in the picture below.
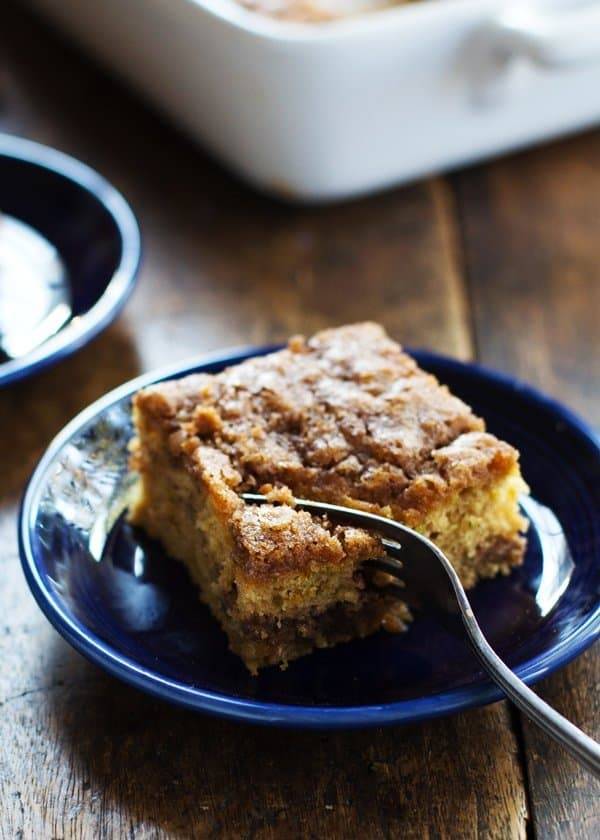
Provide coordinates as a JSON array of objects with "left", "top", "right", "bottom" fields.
[{"left": 242, "top": 492, "right": 600, "bottom": 778}]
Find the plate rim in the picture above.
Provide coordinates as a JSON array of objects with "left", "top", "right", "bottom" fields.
[
  {"left": 18, "top": 345, "right": 600, "bottom": 728},
  {"left": 0, "top": 133, "right": 141, "bottom": 386}
]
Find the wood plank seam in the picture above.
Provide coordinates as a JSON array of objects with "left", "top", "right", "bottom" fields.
[
  {"left": 429, "top": 177, "right": 475, "bottom": 362},
  {"left": 447, "top": 171, "right": 537, "bottom": 837},
  {"left": 507, "top": 697, "right": 537, "bottom": 839}
]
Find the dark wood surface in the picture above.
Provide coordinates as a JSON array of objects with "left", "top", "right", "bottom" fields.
[{"left": 0, "top": 4, "right": 598, "bottom": 838}]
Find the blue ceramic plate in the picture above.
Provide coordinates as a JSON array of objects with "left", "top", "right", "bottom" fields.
[
  {"left": 19, "top": 347, "right": 600, "bottom": 728},
  {"left": 0, "top": 134, "right": 140, "bottom": 386}
]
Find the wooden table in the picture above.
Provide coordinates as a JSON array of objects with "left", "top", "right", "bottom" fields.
[{"left": 1, "top": 5, "right": 598, "bottom": 837}]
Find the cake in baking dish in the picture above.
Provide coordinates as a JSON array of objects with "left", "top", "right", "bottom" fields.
[
  {"left": 237, "top": 0, "right": 414, "bottom": 24},
  {"left": 129, "top": 323, "right": 527, "bottom": 672}
]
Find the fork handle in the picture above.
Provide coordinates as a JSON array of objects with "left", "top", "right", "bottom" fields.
[
  {"left": 462, "top": 610, "right": 600, "bottom": 778},
  {"left": 242, "top": 492, "right": 600, "bottom": 774}
]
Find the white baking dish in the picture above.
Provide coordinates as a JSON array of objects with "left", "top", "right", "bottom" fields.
[{"left": 26, "top": 0, "right": 600, "bottom": 201}]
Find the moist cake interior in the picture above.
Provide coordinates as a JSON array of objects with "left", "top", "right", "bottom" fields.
[{"left": 129, "top": 323, "right": 527, "bottom": 673}]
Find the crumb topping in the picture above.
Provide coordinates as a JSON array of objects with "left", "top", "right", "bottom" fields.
[
  {"left": 139, "top": 323, "right": 511, "bottom": 519},
  {"left": 231, "top": 504, "right": 382, "bottom": 578}
]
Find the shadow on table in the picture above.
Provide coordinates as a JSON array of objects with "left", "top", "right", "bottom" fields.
[{"left": 43, "top": 632, "right": 533, "bottom": 838}]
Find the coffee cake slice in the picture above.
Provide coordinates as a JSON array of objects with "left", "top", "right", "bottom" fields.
[{"left": 129, "top": 323, "right": 527, "bottom": 672}]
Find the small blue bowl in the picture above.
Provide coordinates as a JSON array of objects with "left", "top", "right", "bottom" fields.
[
  {"left": 0, "top": 134, "right": 140, "bottom": 386},
  {"left": 19, "top": 347, "right": 600, "bottom": 728}
]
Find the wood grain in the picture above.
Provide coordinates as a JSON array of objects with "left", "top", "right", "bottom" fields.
[
  {"left": 4, "top": 2, "right": 598, "bottom": 838},
  {"left": 0, "top": 5, "right": 532, "bottom": 839},
  {"left": 453, "top": 133, "right": 600, "bottom": 840}
]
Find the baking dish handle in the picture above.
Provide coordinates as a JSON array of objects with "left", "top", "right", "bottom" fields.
[{"left": 487, "top": 2, "right": 600, "bottom": 69}]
